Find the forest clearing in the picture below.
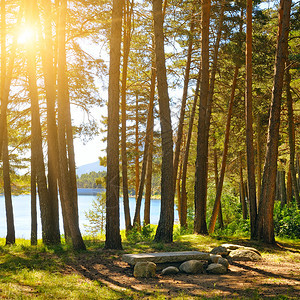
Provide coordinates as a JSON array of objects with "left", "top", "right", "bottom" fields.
[
  {"left": 0, "top": 1, "right": 300, "bottom": 299},
  {"left": 0, "top": 234, "right": 299, "bottom": 299}
]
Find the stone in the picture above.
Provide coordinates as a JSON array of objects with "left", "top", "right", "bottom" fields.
[
  {"left": 179, "top": 260, "right": 205, "bottom": 274},
  {"left": 242, "top": 247, "right": 261, "bottom": 256},
  {"left": 221, "top": 243, "right": 241, "bottom": 250},
  {"left": 210, "top": 246, "right": 229, "bottom": 256},
  {"left": 209, "top": 254, "right": 222, "bottom": 263},
  {"left": 206, "top": 263, "right": 227, "bottom": 274},
  {"left": 122, "top": 251, "right": 210, "bottom": 266},
  {"left": 161, "top": 266, "right": 179, "bottom": 275},
  {"left": 229, "top": 249, "right": 262, "bottom": 261},
  {"left": 133, "top": 262, "right": 156, "bottom": 278},
  {"left": 221, "top": 244, "right": 261, "bottom": 256},
  {"left": 217, "top": 257, "right": 229, "bottom": 269}
]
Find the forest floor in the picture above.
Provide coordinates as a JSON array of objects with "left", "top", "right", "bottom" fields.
[{"left": 0, "top": 234, "right": 299, "bottom": 299}]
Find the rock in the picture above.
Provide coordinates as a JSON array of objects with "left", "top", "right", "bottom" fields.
[
  {"left": 161, "top": 266, "right": 179, "bottom": 275},
  {"left": 133, "top": 262, "right": 156, "bottom": 278},
  {"left": 217, "top": 257, "right": 229, "bottom": 269},
  {"left": 221, "top": 244, "right": 261, "bottom": 256},
  {"left": 209, "top": 254, "right": 222, "bottom": 263},
  {"left": 210, "top": 246, "right": 229, "bottom": 256},
  {"left": 221, "top": 243, "right": 241, "bottom": 250},
  {"left": 179, "top": 260, "right": 205, "bottom": 274},
  {"left": 229, "top": 249, "right": 262, "bottom": 261},
  {"left": 242, "top": 247, "right": 261, "bottom": 256},
  {"left": 206, "top": 263, "right": 227, "bottom": 274}
]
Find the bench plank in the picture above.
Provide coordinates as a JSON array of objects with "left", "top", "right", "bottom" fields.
[{"left": 122, "top": 251, "right": 210, "bottom": 265}]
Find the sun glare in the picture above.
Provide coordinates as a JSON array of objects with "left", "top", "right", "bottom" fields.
[{"left": 17, "top": 27, "right": 36, "bottom": 44}]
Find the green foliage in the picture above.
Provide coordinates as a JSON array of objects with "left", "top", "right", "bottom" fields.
[
  {"left": 207, "top": 192, "right": 251, "bottom": 237},
  {"left": 274, "top": 201, "right": 300, "bottom": 239},
  {"left": 77, "top": 171, "right": 106, "bottom": 189},
  {"left": 126, "top": 224, "right": 156, "bottom": 244},
  {"left": 173, "top": 208, "right": 195, "bottom": 239},
  {"left": 215, "top": 218, "right": 250, "bottom": 238},
  {"left": 84, "top": 193, "right": 106, "bottom": 236}
]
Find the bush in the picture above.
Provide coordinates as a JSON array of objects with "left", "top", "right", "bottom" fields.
[
  {"left": 126, "top": 224, "right": 156, "bottom": 244},
  {"left": 274, "top": 201, "right": 300, "bottom": 239}
]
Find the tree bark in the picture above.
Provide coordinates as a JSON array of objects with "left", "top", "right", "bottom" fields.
[
  {"left": 209, "top": 66, "right": 239, "bottom": 234},
  {"left": 1, "top": 0, "right": 15, "bottom": 245},
  {"left": 245, "top": 0, "right": 257, "bottom": 240},
  {"left": 57, "top": 0, "right": 85, "bottom": 250},
  {"left": 143, "top": 55, "right": 156, "bottom": 226},
  {"left": 180, "top": 70, "right": 201, "bottom": 228},
  {"left": 213, "top": 135, "right": 224, "bottom": 228},
  {"left": 286, "top": 167, "right": 292, "bottom": 205},
  {"left": 257, "top": 0, "right": 292, "bottom": 244},
  {"left": 173, "top": 19, "right": 194, "bottom": 193},
  {"left": 41, "top": 0, "right": 61, "bottom": 245},
  {"left": 105, "top": 0, "right": 124, "bottom": 249},
  {"left": 31, "top": 157, "right": 38, "bottom": 246},
  {"left": 286, "top": 59, "right": 300, "bottom": 207},
  {"left": 256, "top": 114, "right": 262, "bottom": 207},
  {"left": 121, "top": 0, "right": 132, "bottom": 232},
  {"left": 153, "top": 0, "right": 174, "bottom": 243},
  {"left": 134, "top": 85, "right": 155, "bottom": 227},
  {"left": 3, "top": 126, "right": 15, "bottom": 245},
  {"left": 26, "top": 0, "right": 59, "bottom": 245},
  {"left": 239, "top": 153, "right": 248, "bottom": 220},
  {"left": 194, "top": 0, "right": 211, "bottom": 235}
]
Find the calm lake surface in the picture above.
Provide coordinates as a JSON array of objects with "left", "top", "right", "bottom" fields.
[{"left": 0, "top": 194, "right": 179, "bottom": 239}]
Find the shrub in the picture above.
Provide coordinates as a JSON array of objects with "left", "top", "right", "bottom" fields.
[
  {"left": 126, "top": 224, "right": 156, "bottom": 244},
  {"left": 274, "top": 201, "right": 300, "bottom": 239}
]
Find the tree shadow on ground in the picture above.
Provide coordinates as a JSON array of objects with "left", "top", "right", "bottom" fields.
[{"left": 64, "top": 240, "right": 300, "bottom": 299}]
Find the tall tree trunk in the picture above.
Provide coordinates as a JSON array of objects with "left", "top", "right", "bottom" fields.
[
  {"left": 257, "top": 0, "right": 292, "bottom": 244},
  {"left": 286, "top": 167, "right": 292, "bottom": 205},
  {"left": 194, "top": 0, "right": 211, "bottom": 235},
  {"left": 286, "top": 59, "right": 300, "bottom": 207},
  {"left": 105, "top": 0, "right": 124, "bottom": 249},
  {"left": 256, "top": 114, "right": 262, "bottom": 207},
  {"left": 153, "top": 0, "right": 174, "bottom": 243},
  {"left": 279, "top": 170, "right": 287, "bottom": 208},
  {"left": 245, "top": 0, "right": 257, "bottom": 240},
  {"left": 239, "top": 153, "right": 248, "bottom": 220},
  {"left": 134, "top": 85, "right": 155, "bottom": 227},
  {"left": 31, "top": 157, "right": 38, "bottom": 246},
  {"left": 213, "top": 135, "right": 224, "bottom": 228},
  {"left": 26, "top": 0, "right": 58, "bottom": 245},
  {"left": 143, "top": 55, "right": 156, "bottom": 226},
  {"left": 41, "top": 0, "right": 61, "bottom": 245},
  {"left": 173, "top": 19, "right": 194, "bottom": 192},
  {"left": 57, "top": 0, "right": 85, "bottom": 250},
  {"left": 1, "top": 0, "right": 15, "bottom": 245},
  {"left": 177, "top": 151, "right": 184, "bottom": 222},
  {"left": 121, "top": 0, "right": 132, "bottom": 232},
  {"left": 135, "top": 94, "right": 140, "bottom": 205},
  {"left": 3, "top": 126, "right": 15, "bottom": 245},
  {"left": 180, "top": 70, "right": 201, "bottom": 228},
  {"left": 209, "top": 66, "right": 239, "bottom": 234}
]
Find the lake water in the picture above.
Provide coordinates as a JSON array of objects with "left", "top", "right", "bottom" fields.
[{"left": 0, "top": 194, "right": 179, "bottom": 239}]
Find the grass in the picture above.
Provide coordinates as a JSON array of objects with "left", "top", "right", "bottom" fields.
[{"left": 0, "top": 235, "right": 299, "bottom": 299}]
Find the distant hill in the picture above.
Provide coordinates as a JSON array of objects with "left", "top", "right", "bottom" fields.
[{"left": 76, "top": 161, "right": 106, "bottom": 177}]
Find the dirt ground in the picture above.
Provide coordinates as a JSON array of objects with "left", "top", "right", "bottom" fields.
[{"left": 64, "top": 242, "right": 300, "bottom": 299}]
